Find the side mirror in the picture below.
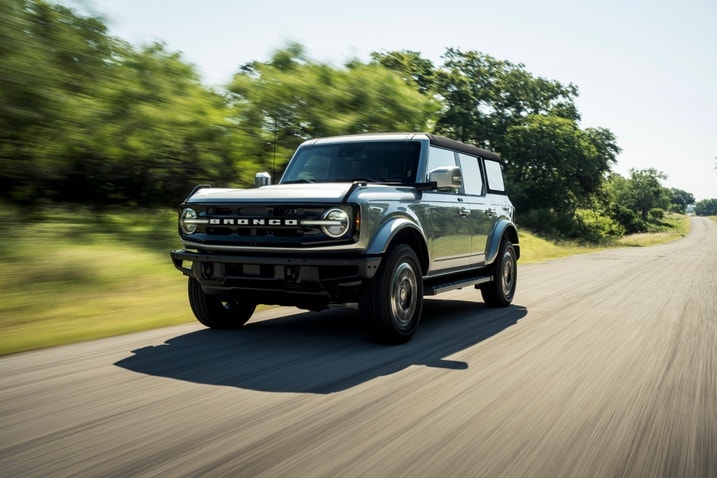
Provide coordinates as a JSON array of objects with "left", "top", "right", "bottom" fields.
[
  {"left": 428, "top": 166, "right": 462, "bottom": 192},
  {"left": 254, "top": 172, "right": 271, "bottom": 187}
]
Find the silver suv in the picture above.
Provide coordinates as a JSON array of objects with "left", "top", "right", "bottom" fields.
[{"left": 171, "top": 133, "right": 519, "bottom": 344}]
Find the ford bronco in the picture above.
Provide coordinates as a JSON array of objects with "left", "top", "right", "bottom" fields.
[{"left": 171, "top": 133, "right": 519, "bottom": 344}]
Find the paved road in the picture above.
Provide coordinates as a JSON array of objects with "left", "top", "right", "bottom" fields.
[{"left": 1, "top": 217, "right": 715, "bottom": 477}]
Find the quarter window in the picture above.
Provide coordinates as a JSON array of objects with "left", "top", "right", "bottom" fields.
[
  {"left": 484, "top": 159, "right": 506, "bottom": 193},
  {"left": 458, "top": 153, "right": 484, "bottom": 196}
]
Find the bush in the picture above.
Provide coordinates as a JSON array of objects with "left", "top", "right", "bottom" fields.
[
  {"left": 575, "top": 209, "right": 625, "bottom": 241},
  {"left": 516, "top": 208, "right": 577, "bottom": 238},
  {"left": 648, "top": 208, "right": 665, "bottom": 221},
  {"left": 517, "top": 208, "right": 622, "bottom": 242},
  {"left": 609, "top": 205, "right": 647, "bottom": 234}
]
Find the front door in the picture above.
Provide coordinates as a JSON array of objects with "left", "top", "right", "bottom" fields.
[{"left": 424, "top": 147, "right": 472, "bottom": 272}]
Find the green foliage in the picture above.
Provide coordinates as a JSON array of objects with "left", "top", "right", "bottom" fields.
[
  {"left": 227, "top": 44, "right": 439, "bottom": 182},
  {"left": 670, "top": 188, "right": 695, "bottom": 213},
  {"left": 501, "top": 115, "right": 618, "bottom": 216},
  {"left": 0, "top": 2, "right": 697, "bottom": 245},
  {"left": 694, "top": 198, "right": 717, "bottom": 216},
  {"left": 370, "top": 50, "right": 437, "bottom": 95},
  {"left": 431, "top": 48, "right": 580, "bottom": 149},
  {"left": 60, "top": 43, "right": 238, "bottom": 205},
  {"left": 609, "top": 169, "right": 671, "bottom": 221},
  {"left": 0, "top": 1, "right": 239, "bottom": 206}
]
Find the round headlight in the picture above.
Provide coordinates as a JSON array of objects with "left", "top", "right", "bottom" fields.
[
  {"left": 321, "top": 208, "right": 350, "bottom": 238},
  {"left": 180, "top": 208, "right": 198, "bottom": 234}
]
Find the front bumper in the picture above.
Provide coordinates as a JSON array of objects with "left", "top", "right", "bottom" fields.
[{"left": 170, "top": 249, "right": 381, "bottom": 293}]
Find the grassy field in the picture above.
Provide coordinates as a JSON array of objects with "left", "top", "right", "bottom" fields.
[
  {"left": 0, "top": 207, "right": 194, "bottom": 355},
  {"left": 0, "top": 207, "right": 694, "bottom": 355}
]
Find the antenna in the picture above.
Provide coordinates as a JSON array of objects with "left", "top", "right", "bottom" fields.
[{"left": 272, "top": 116, "right": 277, "bottom": 182}]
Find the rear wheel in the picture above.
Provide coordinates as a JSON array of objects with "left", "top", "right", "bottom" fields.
[
  {"left": 360, "top": 244, "right": 423, "bottom": 344},
  {"left": 481, "top": 239, "right": 517, "bottom": 307},
  {"left": 188, "top": 277, "right": 256, "bottom": 329}
]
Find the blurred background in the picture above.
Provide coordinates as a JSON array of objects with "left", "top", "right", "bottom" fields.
[{"left": 0, "top": 0, "right": 714, "bottom": 354}]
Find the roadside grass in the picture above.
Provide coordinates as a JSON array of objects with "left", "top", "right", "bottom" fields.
[
  {"left": 518, "top": 234, "right": 607, "bottom": 263},
  {"left": 0, "top": 207, "right": 194, "bottom": 355},
  {"left": 614, "top": 214, "right": 691, "bottom": 247},
  {"left": 0, "top": 207, "right": 693, "bottom": 355},
  {"left": 519, "top": 213, "right": 691, "bottom": 263}
]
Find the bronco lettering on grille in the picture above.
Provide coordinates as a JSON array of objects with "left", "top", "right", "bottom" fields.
[{"left": 209, "top": 218, "right": 299, "bottom": 226}]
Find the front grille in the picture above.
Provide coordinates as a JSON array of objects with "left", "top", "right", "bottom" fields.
[{"left": 183, "top": 203, "right": 356, "bottom": 247}]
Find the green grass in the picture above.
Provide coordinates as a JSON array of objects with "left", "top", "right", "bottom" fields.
[
  {"left": 518, "top": 233, "right": 607, "bottom": 263},
  {"left": 613, "top": 214, "right": 691, "bottom": 247},
  {"left": 0, "top": 207, "right": 194, "bottom": 355},
  {"left": 0, "top": 206, "right": 693, "bottom": 355}
]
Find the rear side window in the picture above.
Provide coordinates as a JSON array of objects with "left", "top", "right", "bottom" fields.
[
  {"left": 458, "top": 153, "right": 483, "bottom": 196},
  {"left": 484, "top": 159, "right": 506, "bottom": 193}
]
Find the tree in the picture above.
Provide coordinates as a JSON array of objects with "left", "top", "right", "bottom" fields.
[
  {"left": 0, "top": 0, "right": 115, "bottom": 203},
  {"left": 607, "top": 169, "right": 672, "bottom": 233},
  {"left": 227, "top": 44, "right": 439, "bottom": 183},
  {"left": 0, "top": 0, "right": 243, "bottom": 206},
  {"left": 370, "top": 50, "right": 436, "bottom": 95},
  {"left": 60, "top": 42, "right": 238, "bottom": 205},
  {"left": 669, "top": 188, "right": 695, "bottom": 213},
  {"left": 694, "top": 198, "right": 717, "bottom": 216},
  {"left": 501, "top": 115, "right": 618, "bottom": 216},
  {"left": 431, "top": 48, "right": 580, "bottom": 150}
]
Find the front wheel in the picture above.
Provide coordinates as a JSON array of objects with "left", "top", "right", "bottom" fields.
[
  {"left": 188, "top": 277, "right": 256, "bottom": 329},
  {"left": 360, "top": 244, "right": 423, "bottom": 344},
  {"left": 481, "top": 239, "right": 517, "bottom": 307}
]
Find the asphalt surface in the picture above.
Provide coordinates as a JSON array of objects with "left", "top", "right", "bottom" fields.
[{"left": 1, "top": 217, "right": 715, "bottom": 477}]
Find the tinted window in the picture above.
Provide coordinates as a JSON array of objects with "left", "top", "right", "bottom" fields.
[
  {"left": 282, "top": 142, "right": 420, "bottom": 183},
  {"left": 484, "top": 159, "right": 505, "bottom": 193},
  {"left": 426, "top": 147, "right": 457, "bottom": 174},
  {"left": 458, "top": 153, "right": 483, "bottom": 196},
  {"left": 426, "top": 146, "right": 460, "bottom": 193}
]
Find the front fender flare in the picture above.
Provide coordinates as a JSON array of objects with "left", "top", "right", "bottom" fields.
[{"left": 365, "top": 217, "right": 428, "bottom": 256}]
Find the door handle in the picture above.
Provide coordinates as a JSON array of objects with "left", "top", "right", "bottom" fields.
[{"left": 458, "top": 207, "right": 471, "bottom": 218}]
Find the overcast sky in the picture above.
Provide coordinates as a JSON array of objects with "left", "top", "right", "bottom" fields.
[{"left": 68, "top": 0, "right": 716, "bottom": 200}]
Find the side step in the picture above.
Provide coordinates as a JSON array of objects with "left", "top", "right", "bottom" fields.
[{"left": 424, "top": 275, "right": 493, "bottom": 296}]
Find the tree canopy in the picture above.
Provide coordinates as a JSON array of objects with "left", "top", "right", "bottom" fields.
[{"left": 1, "top": 0, "right": 709, "bottom": 239}]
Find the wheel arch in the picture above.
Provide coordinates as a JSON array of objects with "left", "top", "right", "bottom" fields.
[
  {"left": 365, "top": 218, "right": 429, "bottom": 276},
  {"left": 485, "top": 220, "right": 520, "bottom": 264}
]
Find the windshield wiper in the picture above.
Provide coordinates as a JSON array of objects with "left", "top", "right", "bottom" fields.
[
  {"left": 334, "top": 177, "right": 378, "bottom": 183},
  {"left": 282, "top": 179, "right": 315, "bottom": 184}
]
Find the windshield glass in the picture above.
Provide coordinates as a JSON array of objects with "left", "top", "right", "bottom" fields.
[{"left": 281, "top": 141, "right": 420, "bottom": 184}]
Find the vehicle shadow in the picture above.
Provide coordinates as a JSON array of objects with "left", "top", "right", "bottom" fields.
[{"left": 115, "top": 299, "right": 527, "bottom": 394}]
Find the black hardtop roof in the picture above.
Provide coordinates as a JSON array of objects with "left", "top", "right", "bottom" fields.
[
  {"left": 303, "top": 132, "right": 501, "bottom": 162},
  {"left": 424, "top": 133, "right": 501, "bottom": 162}
]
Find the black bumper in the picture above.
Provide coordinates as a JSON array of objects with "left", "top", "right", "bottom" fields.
[{"left": 170, "top": 249, "right": 381, "bottom": 293}]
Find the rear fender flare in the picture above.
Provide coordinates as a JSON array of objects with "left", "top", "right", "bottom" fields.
[{"left": 485, "top": 220, "right": 520, "bottom": 264}]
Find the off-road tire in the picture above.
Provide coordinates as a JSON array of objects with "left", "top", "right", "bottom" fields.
[
  {"left": 188, "top": 277, "right": 256, "bottom": 329},
  {"left": 481, "top": 239, "right": 517, "bottom": 307},
  {"left": 360, "top": 244, "right": 423, "bottom": 344}
]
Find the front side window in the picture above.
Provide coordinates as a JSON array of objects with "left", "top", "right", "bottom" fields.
[{"left": 426, "top": 146, "right": 461, "bottom": 194}]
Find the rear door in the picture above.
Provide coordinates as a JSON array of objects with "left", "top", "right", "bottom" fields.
[{"left": 457, "top": 153, "right": 494, "bottom": 266}]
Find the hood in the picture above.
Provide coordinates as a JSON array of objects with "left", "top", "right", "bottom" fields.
[{"left": 186, "top": 183, "right": 355, "bottom": 204}]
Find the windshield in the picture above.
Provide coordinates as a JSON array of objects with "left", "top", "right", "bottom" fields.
[{"left": 281, "top": 141, "right": 421, "bottom": 184}]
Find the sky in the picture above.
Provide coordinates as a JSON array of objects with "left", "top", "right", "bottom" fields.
[{"left": 68, "top": 0, "right": 716, "bottom": 201}]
